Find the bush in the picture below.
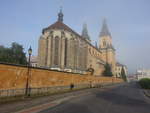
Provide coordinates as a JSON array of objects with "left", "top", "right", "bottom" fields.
[
  {"left": 139, "top": 78, "right": 150, "bottom": 89},
  {"left": 102, "top": 63, "right": 113, "bottom": 77}
]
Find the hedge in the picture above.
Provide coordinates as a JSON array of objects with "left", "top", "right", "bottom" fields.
[{"left": 139, "top": 78, "right": 150, "bottom": 89}]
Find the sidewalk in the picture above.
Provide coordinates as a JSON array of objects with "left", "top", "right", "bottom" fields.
[
  {"left": 0, "top": 84, "right": 121, "bottom": 113},
  {"left": 0, "top": 88, "right": 97, "bottom": 113}
]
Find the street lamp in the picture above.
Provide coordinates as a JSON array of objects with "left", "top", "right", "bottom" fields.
[
  {"left": 112, "top": 76, "right": 114, "bottom": 85},
  {"left": 28, "top": 46, "right": 32, "bottom": 57},
  {"left": 25, "top": 46, "right": 32, "bottom": 96}
]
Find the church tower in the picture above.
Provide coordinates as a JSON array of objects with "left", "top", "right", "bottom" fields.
[
  {"left": 81, "top": 23, "right": 91, "bottom": 42},
  {"left": 99, "top": 19, "right": 116, "bottom": 75}
]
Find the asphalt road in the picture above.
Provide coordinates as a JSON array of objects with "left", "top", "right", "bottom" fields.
[{"left": 39, "top": 82, "right": 150, "bottom": 113}]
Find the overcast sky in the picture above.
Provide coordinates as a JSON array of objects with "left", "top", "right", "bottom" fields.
[{"left": 0, "top": 0, "right": 150, "bottom": 74}]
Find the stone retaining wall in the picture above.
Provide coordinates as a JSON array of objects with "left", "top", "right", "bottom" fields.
[{"left": 0, "top": 63, "right": 123, "bottom": 90}]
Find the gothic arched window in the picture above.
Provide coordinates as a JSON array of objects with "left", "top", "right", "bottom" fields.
[
  {"left": 54, "top": 36, "right": 59, "bottom": 66},
  {"left": 64, "top": 38, "right": 68, "bottom": 67}
]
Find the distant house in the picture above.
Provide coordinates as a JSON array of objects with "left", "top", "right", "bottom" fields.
[
  {"left": 127, "top": 75, "right": 137, "bottom": 82},
  {"left": 115, "top": 62, "right": 128, "bottom": 78},
  {"left": 27, "top": 56, "right": 38, "bottom": 67},
  {"left": 136, "top": 69, "right": 150, "bottom": 80}
]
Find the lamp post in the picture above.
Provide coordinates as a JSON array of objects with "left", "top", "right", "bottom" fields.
[
  {"left": 112, "top": 76, "right": 114, "bottom": 84},
  {"left": 25, "top": 46, "right": 32, "bottom": 96}
]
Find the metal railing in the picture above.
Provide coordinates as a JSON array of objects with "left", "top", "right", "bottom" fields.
[
  {"left": 0, "top": 84, "right": 92, "bottom": 98},
  {"left": 0, "top": 82, "right": 120, "bottom": 98}
]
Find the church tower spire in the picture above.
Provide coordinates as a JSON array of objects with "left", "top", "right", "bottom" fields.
[
  {"left": 100, "top": 19, "right": 111, "bottom": 37},
  {"left": 95, "top": 41, "right": 98, "bottom": 48},
  {"left": 99, "top": 19, "right": 112, "bottom": 49},
  {"left": 81, "top": 23, "right": 90, "bottom": 42},
  {"left": 58, "top": 7, "right": 63, "bottom": 22},
  {"left": 99, "top": 19, "right": 116, "bottom": 76}
]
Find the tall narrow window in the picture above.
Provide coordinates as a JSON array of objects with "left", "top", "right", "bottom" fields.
[
  {"left": 64, "top": 38, "right": 67, "bottom": 67},
  {"left": 45, "top": 37, "right": 49, "bottom": 66},
  {"left": 54, "top": 36, "right": 59, "bottom": 66},
  {"left": 50, "top": 37, "right": 53, "bottom": 66}
]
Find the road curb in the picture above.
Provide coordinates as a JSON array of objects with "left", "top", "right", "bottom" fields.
[
  {"left": 15, "top": 97, "right": 73, "bottom": 113},
  {"left": 143, "top": 90, "right": 150, "bottom": 98},
  {"left": 15, "top": 92, "right": 91, "bottom": 113},
  {"left": 138, "top": 82, "right": 150, "bottom": 99}
]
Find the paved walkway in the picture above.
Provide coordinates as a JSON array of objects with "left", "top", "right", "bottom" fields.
[
  {"left": 1, "top": 83, "right": 149, "bottom": 113},
  {"left": 39, "top": 82, "right": 150, "bottom": 113},
  {"left": 0, "top": 87, "right": 109, "bottom": 113}
]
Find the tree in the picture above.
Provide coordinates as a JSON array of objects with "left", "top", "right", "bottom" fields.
[
  {"left": 121, "top": 66, "right": 127, "bottom": 81},
  {"left": 102, "top": 63, "right": 113, "bottom": 77},
  {"left": 0, "top": 46, "right": 12, "bottom": 63},
  {"left": 0, "top": 42, "right": 27, "bottom": 65},
  {"left": 11, "top": 42, "right": 27, "bottom": 65}
]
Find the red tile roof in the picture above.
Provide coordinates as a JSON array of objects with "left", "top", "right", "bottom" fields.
[
  {"left": 43, "top": 21, "right": 81, "bottom": 37},
  {"left": 42, "top": 21, "right": 103, "bottom": 54}
]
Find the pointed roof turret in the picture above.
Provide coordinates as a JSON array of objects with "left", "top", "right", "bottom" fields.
[
  {"left": 81, "top": 23, "right": 90, "bottom": 41},
  {"left": 58, "top": 7, "right": 63, "bottom": 22},
  {"left": 100, "top": 19, "right": 111, "bottom": 37},
  {"left": 95, "top": 41, "right": 98, "bottom": 48}
]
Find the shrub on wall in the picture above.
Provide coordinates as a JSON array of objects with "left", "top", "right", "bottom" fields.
[
  {"left": 139, "top": 78, "right": 150, "bottom": 89},
  {"left": 121, "top": 67, "right": 127, "bottom": 82},
  {"left": 102, "top": 63, "right": 113, "bottom": 77}
]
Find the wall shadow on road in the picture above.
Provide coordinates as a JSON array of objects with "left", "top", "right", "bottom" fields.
[
  {"left": 125, "top": 82, "right": 142, "bottom": 89},
  {"left": 95, "top": 87, "right": 149, "bottom": 107}
]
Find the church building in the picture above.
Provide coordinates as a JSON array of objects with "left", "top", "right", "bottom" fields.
[{"left": 37, "top": 10, "right": 116, "bottom": 76}]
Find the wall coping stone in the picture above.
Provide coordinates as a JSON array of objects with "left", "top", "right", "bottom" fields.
[{"left": 0, "top": 62, "right": 85, "bottom": 75}]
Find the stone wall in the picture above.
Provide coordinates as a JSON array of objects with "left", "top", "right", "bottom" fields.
[
  {"left": 87, "top": 46, "right": 105, "bottom": 76},
  {"left": 0, "top": 63, "right": 123, "bottom": 90}
]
